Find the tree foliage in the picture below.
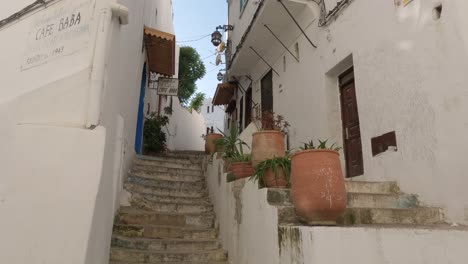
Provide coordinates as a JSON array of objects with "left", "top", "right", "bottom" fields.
[
  {"left": 188, "top": 92, "right": 206, "bottom": 113},
  {"left": 178, "top": 46, "right": 206, "bottom": 105}
]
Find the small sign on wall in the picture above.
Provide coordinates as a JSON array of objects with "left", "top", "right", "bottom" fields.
[
  {"left": 394, "top": 0, "right": 414, "bottom": 7},
  {"left": 21, "top": 0, "right": 94, "bottom": 70},
  {"left": 157, "top": 78, "right": 179, "bottom": 96}
]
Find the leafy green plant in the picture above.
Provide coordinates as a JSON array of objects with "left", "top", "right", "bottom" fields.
[
  {"left": 214, "top": 122, "right": 248, "bottom": 159},
  {"left": 300, "top": 139, "right": 342, "bottom": 151},
  {"left": 143, "top": 113, "right": 169, "bottom": 154},
  {"left": 188, "top": 92, "right": 206, "bottom": 113},
  {"left": 178, "top": 47, "right": 206, "bottom": 105},
  {"left": 251, "top": 156, "right": 291, "bottom": 186},
  {"left": 229, "top": 153, "right": 251, "bottom": 163},
  {"left": 163, "top": 106, "right": 173, "bottom": 116}
]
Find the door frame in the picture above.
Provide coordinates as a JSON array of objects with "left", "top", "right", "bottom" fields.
[
  {"left": 135, "top": 63, "right": 147, "bottom": 154},
  {"left": 339, "top": 67, "right": 364, "bottom": 178}
]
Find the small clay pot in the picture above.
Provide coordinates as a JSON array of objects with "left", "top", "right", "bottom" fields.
[
  {"left": 290, "top": 150, "right": 347, "bottom": 225},
  {"left": 251, "top": 131, "right": 285, "bottom": 167},
  {"left": 205, "top": 133, "right": 223, "bottom": 155},
  {"left": 230, "top": 162, "right": 254, "bottom": 180},
  {"left": 263, "top": 168, "right": 288, "bottom": 188}
]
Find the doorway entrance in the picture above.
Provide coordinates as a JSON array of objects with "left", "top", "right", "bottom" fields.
[
  {"left": 135, "top": 63, "right": 147, "bottom": 154},
  {"left": 261, "top": 70, "right": 273, "bottom": 114},
  {"left": 339, "top": 68, "right": 364, "bottom": 177}
]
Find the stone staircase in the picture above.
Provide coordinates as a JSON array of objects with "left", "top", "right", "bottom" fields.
[
  {"left": 109, "top": 152, "right": 228, "bottom": 264},
  {"left": 268, "top": 180, "right": 446, "bottom": 226}
]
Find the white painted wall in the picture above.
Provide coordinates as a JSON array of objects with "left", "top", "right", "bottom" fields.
[
  {"left": 227, "top": 0, "right": 468, "bottom": 224},
  {"left": 0, "top": 0, "right": 179, "bottom": 263},
  {"left": 206, "top": 158, "right": 468, "bottom": 264},
  {"left": 206, "top": 158, "right": 280, "bottom": 264}
]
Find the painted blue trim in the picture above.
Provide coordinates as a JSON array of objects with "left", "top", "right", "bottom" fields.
[{"left": 135, "top": 63, "right": 147, "bottom": 154}]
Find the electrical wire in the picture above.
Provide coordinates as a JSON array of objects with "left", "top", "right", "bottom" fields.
[
  {"left": 0, "top": 0, "right": 55, "bottom": 30},
  {"left": 176, "top": 34, "right": 211, "bottom": 43}
]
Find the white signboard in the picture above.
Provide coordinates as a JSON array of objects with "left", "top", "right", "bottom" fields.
[
  {"left": 21, "top": 0, "right": 94, "bottom": 70},
  {"left": 158, "top": 78, "right": 179, "bottom": 96}
]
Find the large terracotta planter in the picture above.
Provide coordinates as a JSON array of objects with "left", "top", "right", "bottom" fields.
[
  {"left": 205, "top": 133, "right": 223, "bottom": 155},
  {"left": 290, "top": 150, "right": 347, "bottom": 225},
  {"left": 230, "top": 162, "right": 254, "bottom": 180},
  {"left": 263, "top": 168, "right": 288, "bottom": 188},
  {"left": 251, "top": 131, "right": 285, "bottom": 167}
]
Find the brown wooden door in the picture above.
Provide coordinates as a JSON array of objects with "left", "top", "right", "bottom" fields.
[{"left": 339, "top": 68, "right": 364, "bottom": 177}]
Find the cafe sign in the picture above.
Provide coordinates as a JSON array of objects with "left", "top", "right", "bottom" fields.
[{"left": 157, "top": 78, "right": 179, "bottom": 96}]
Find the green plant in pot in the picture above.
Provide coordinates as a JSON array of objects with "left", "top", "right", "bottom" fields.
[
  {"left": 227, "top": 143, "right": 253, "bottom": 181},
  {"left": 290, "top": 139, "right": 346, "bottom": 226},
  {"left": 251, "top": 111, "right": 290, "bottom": 167},
  {"left": 251, "top": 156, "right": 291, "bottom": 188},
  {"left": 214, "top": 122, "right": 248, "bottom": 172}
]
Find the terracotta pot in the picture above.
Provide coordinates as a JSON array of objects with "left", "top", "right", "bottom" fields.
[
  {"left": 263, "top": 167, "right": 288, "bottom": 188},
  {"left": 251, "top": 131, "right": 285, "bottom": 167},
  {"left": 205, "top": 133, "right": 223, "bottom": 155},
  {"left": 230, "top": 162, "right": 254, "bottom": 180},
  {"left": 291, "top": 150, "right": 347, "bottom": 226}
]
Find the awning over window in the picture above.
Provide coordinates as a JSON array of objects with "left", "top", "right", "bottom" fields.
[
  {"left": 212, "top": 82, "right": 237, "bottom": 106},
  {"left": 144, "top": 26, "right": 176, "bottom": 76}
]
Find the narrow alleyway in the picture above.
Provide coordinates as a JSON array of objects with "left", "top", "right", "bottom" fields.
[{"left": 109, "top": 152, "right": 228, "bottom": 263}]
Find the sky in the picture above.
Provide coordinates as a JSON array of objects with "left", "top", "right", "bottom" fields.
[{"left": 173, "top": 0, "right": 228, "bottom": 101}]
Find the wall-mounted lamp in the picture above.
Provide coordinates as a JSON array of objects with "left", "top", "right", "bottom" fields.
[
  {"left": 217, "top": 72, "right": 224, "bottom": 81},
  {"left": 211, "top": 25, "right": 234, "bottom": 47}
]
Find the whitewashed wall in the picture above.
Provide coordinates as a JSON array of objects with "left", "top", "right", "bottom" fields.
[
  {"left": 206, "top": 158, "right": 468, "bottom": 264},
  {"left": 229, "top": 0, "right": 468, "bottom": 224},
  {"left": 0, "top": 0, "right": 178, "bottom": 263}
]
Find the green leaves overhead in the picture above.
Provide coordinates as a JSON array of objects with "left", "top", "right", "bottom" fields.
[{"left": 178, "top": 46, "right": 206, "bottom": 105}]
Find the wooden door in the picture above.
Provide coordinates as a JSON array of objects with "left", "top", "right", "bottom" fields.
[
  {"left": 339, "top": 68, "right": 364, "bottom": 177},
  {"left": 261, "top": 70, "right": 273, "bottom": 114}
]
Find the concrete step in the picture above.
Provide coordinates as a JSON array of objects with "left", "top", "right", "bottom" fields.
[
  {"left": 130, "top": 169, "right": 205, "bottom": 183},
  {"left": 134, "top": 158, "right": 202, "bottom": 171},
  {"left": 339, "top": 207, "right": 445, "bottom": 225},
  {"left": 268, "top": 188, "right": 417, "bottom": 209},
  {"left": 117, "top": 207, "right": 215, "bottom": 228},
  {"left": 146, "top": 152, "right": 207, "bottom": 160},
  {"left": 110, "top": 248, "right": 227, "bottom": 263},
  {"left": 124, "top": 182, "right": 208, "bottom": 199},
  {"left": 111, "top": 235, "right": 222, "bottom": 251},
  {"left": 113, "top": 224, "right": 218, "bottom": 240},
  {"left": 130, "top": 195, "right": 213, "bottom": 213},
  {"left": 137, "top": 155, "right": 203, "bottom": 165},
  {"left": 131, "top": 193, "right": 211, "bottom": 206},
  {"left": 111, "top": 261, "right": 228, "bottom": 264},
  {"left": 127, "top": 175, "right": 206, "bottom": 191},
  {"left": 132, "top": 164, "right": 204, "bottom": 177},
  {"left": 345, "top": 181, "right": 400, "bottom": 194},
  {"left": 347, "top": 192, "right": 419, "bottom": 208},
  {"left": 277, "top": 206, "right": 445, "bottom": 226}
]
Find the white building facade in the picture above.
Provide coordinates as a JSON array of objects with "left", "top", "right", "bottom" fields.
[
  {"left": 208, "top": 0, "right": 468, "bottom": 263},
  {"left": 201, "top": 98, "right": 225, "bottom": 134},
  {"left": 0, "top": 0, "right": 203, "bottom": 263}
]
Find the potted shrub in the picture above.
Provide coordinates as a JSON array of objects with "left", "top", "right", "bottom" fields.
[
  {"left": 290, "top": 140, "right": 346, "bottom": 226},
  {"left": 251, "top": 156, "right": 291, "bottom": 188},
  {"left": 214, "top": 123, "right": 248, "bottom": 172},
  {"left": 228, "top": 153, "right": 254, "bottom": 180},
  {"left": 251, "top": 111, "right": 290, "bottom": 167}
]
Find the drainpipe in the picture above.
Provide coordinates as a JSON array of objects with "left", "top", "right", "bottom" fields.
[{"left": 86, "top": 3, "right": 129, "bottom": 129}]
